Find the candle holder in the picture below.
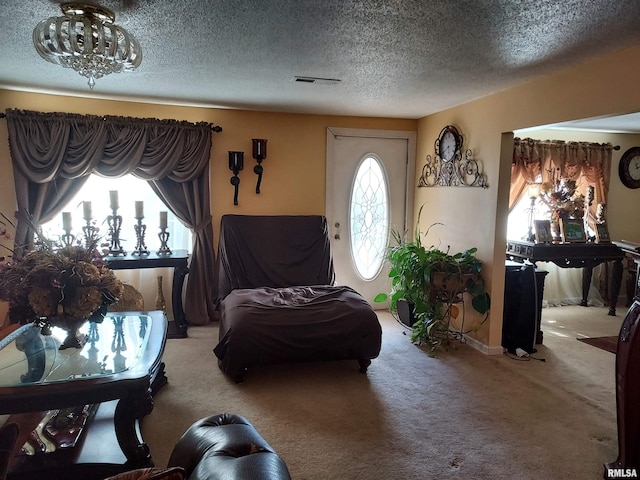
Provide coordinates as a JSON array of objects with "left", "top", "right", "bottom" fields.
[
  {"left": 229, "top": 151, "right": 244, "bottom": 205},
  {"left": 107, "top": 207, "right": 126, "bottom": 256},
  {"left": 252, "top": 139, "right": 267, "bottom": 194},
  {"left": 82, "top": 219, "right": 99, "bottom": 249},
  {"left": 132, "top": 217, "right": 149, "bottom": 256},
  {"left": 60, "top": 228, "right": 75, "bottom": 247},
  {"left": 157, "top": 227, "right": 172, "bottom": 255}
]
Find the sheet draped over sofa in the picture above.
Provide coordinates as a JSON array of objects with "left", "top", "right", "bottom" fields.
[
  {"left": 213, "top": 215, "right": 382, "bottom": 381},
  {"left": 215, "top": 214, "right": 335, "bottom": 300}
]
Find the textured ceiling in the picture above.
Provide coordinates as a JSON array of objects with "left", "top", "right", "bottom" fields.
[{"left": 2, "top": 1, "right": 640, "bottom": 121}]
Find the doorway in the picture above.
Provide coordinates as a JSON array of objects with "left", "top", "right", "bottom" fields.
[{"left": 326, "top": 127, "right": 416, "bottom": 306}]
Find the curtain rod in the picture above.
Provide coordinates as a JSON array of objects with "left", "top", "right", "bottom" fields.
[{"left": 0, "top": 112, "right": 223, "bottom": 132}]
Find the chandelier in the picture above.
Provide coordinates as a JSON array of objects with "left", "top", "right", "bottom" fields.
[{"left": 33, "top": 2, "right": 142, "bottom": 89}]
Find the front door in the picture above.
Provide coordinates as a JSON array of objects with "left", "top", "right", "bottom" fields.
[{"left": 326, "top": 127, "right": 416, "bottom": 307}]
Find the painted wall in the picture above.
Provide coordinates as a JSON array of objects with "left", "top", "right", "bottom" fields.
[
  {"left": 0, "top": 90, "right": 417, "bottom": 251},
  {"left": 415, "top": 44, "right": 640, "bottom": 350},
  {"left": 2, "top": 43, "right": 640, "bottom": 351}
]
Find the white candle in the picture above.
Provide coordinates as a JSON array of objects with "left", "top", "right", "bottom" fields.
[
  {"left": 135, "top": 201, "right": 144, "bottom": 219},
  {"left": 109, "top": 190, "right": 119, "bottom": 210},
  {"left": 62, "top": 212, "right": 72, "bottom": 231},
  {"left": 83, "top": 201, "right": 92, "bottom": 220},
  {"left": 159, "top": 211, "right": 168, "bottom": 229}
]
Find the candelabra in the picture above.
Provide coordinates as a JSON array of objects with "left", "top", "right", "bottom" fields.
[
  {"left": 107, "top": 206, "right": 126, "bottom": 256},
  {"left": 61, "top": 211, "right": 74, "bottom": 246},
  {"left": 157, "top": 227, "right": 172, "bottom": 255},
  {"left": 82, "top": 219, "right": 99, "bottom": 249},
  {"left": 132, "top": 217, "right": 149, "bottom": 256},
  {"left": 525, "top": 183, "right": 541, "bottom": 242},
  {"left": 61, "top": 227, "right": 75, "bottom": 247}
]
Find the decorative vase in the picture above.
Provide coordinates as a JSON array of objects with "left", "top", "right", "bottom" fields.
[
  {"left": 55, "top": 317, "right": 88, "bottom": 350},
  {"left": 155, "top": 275, "right": 166, "bottom": 311},
  {"left": 397, "top": 299, "right": 417, "bottom": 328},
  {"left": 41, "top": 302, "right": 110, "bottom": 350},
  {"left": 88, "top": 302, "right": 109, "bottom": 324}
]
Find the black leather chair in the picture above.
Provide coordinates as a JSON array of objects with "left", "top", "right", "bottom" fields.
[{"left": 167, "top": 414, "right": 291, "bottom": 480}]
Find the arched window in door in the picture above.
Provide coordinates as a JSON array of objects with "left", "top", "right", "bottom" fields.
[{"left": 349, "top": 155, "right": 389, "bottom": 280}]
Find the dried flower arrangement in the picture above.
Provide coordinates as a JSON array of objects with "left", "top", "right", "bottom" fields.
[
  {"left": 0, "top": 213, "right": 123, "bottom": 330},
  {"left": 538, "top": 174, "right": 585, "bottom": 222}
]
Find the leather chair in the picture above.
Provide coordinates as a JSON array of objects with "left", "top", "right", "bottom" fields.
[{"left": 167, "top": 414, "right": 291, "bottom": 480}]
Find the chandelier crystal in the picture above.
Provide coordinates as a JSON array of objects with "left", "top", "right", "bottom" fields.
[{"left": 33, "top": 2, "right": 142, "bottom": 89}]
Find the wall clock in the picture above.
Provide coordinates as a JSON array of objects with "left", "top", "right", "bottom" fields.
[
  {"left": 619, "top": 146, "right": 640, "bottom": 189},
  {"left": 435, "top": 125, "right": 462, "bottom": 162}
]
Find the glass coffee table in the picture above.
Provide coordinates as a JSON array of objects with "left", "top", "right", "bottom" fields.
[{"left": 0, "top": 311, "right": 168, "bottom": 480}]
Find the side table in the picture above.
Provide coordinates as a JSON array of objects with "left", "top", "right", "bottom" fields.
[{"left": 106, "top": 251, "right": 189, "bottom": 338}]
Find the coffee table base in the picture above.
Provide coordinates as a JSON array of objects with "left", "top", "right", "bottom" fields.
[{"left": 8, "top": 400, "right": 154, "bottom": 480}]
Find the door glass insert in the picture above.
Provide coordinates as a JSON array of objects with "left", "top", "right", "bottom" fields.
[{"left": 349, "top": 155, "right": 389, "bottom": 280}]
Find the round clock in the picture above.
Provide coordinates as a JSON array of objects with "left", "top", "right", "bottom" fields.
[
  {"left": 436, "top": 125, "right": 462, "bottom": 162},
  {"left": 619, "top": 146, "right": 640, "bottom": 189}
]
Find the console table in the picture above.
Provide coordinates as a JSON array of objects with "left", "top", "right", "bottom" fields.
[
  {"left": 0, "top": 311, "right": 167, "bottom": 480},
  {"left": 506, "top": 240, "right": 624, "bottom": 316},
  {"left": 106, "top": 250, "right": 189, "bottom": 338}
]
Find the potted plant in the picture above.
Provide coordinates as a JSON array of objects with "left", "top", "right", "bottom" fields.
[{"left": 374, "top": 207, "right": 490, "bottom": 352}]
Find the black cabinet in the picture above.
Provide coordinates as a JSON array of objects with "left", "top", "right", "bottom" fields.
[{"left": 502, "top": 261, "right": 548, "bottom": 354}]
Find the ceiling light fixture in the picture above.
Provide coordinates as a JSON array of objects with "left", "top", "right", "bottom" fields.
[{"left": 33, "top": 2, "right": 142, "bottom": 89}]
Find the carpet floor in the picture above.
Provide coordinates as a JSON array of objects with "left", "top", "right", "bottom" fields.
[{"left": 142, "top": 304, "right": 625, "bottom": 480}]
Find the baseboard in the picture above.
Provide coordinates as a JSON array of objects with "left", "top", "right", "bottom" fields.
[{"left": 463, "top": 334, "right": 504, "bottom": 355}]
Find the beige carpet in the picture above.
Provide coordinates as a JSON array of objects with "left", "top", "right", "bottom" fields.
[{"left": 142, "top": 304, "right": 624, "bottom": 480}]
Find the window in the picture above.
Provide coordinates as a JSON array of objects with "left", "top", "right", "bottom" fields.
[
  {"left": 41, "top": 175, "right": 192, "bottom": 253},
  {"left": 349, "top": 156, "right": 389, "bottom": 280}
]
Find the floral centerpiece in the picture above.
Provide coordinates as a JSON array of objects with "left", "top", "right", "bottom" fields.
[
  {"left": 538, "top": 177, "right": 585, "bottom": 222},
  {"left": 0, "top": 215, "right": 123, "bottom": 348}
]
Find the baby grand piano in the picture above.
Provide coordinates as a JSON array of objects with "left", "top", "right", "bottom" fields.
[{"left": 505, "top": 239, "right": 624, "bottom": 316}]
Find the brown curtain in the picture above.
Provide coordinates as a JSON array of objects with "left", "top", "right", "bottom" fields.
[
  {"left": 5, "top": 108, "right": 219, "bottom": 326},
  {"left": 510, "top": 137, "right": 613, "bottom": 231}
]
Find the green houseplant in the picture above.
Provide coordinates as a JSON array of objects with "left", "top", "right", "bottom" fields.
[{"left": 374, "top": 207, "right": 490, "bottom": 352}]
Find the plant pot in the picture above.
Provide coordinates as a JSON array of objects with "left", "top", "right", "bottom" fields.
[
  {"left": 397, "top": 299, "right": 417, "bottom": 327},
  {"left": 431, "top": 271, "right": 477, "bottom": 295}
]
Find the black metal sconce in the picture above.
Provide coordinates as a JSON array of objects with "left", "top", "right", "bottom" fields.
[
  {"left": 229, "top": 151, "right": 244, "bottom": 205},
  {"left": 252, "top": 139, "right": 267, "bottom": 193}
]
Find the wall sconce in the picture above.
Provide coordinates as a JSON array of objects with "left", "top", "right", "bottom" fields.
[
  {"left": 252, "top": 139, "right": 268, "bottom": 193},
  {"left": 229, "top": 151, "right": 244, "bottom": 205}
]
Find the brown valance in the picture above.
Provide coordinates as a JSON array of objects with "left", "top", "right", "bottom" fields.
[
  {"left": 5, "top": 109, "right": 217, "bottom": 182},
  {"left": 510, "top": 138, "right": 613, "bottom": 223}
]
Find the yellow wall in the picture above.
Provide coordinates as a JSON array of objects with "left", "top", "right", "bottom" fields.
[
  {"left": 3, "top": 42, "right": 640, "bottom": 352},
  {"left": 0, "top": 90, "right": 417, "bottom": 250},
  {"left": 415, "top": 44, "right": 640, "bottom": 349}
]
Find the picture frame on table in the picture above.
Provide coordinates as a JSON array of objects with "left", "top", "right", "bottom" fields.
[
  {"left": 595, "top": 223, "right": 611, "bottom": 243},
  {"left": 534, "top": 220, "right": 553, "bottom": 243},
  {"left": 560, "top": 218, "right": 586, "bottom": 243}
]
